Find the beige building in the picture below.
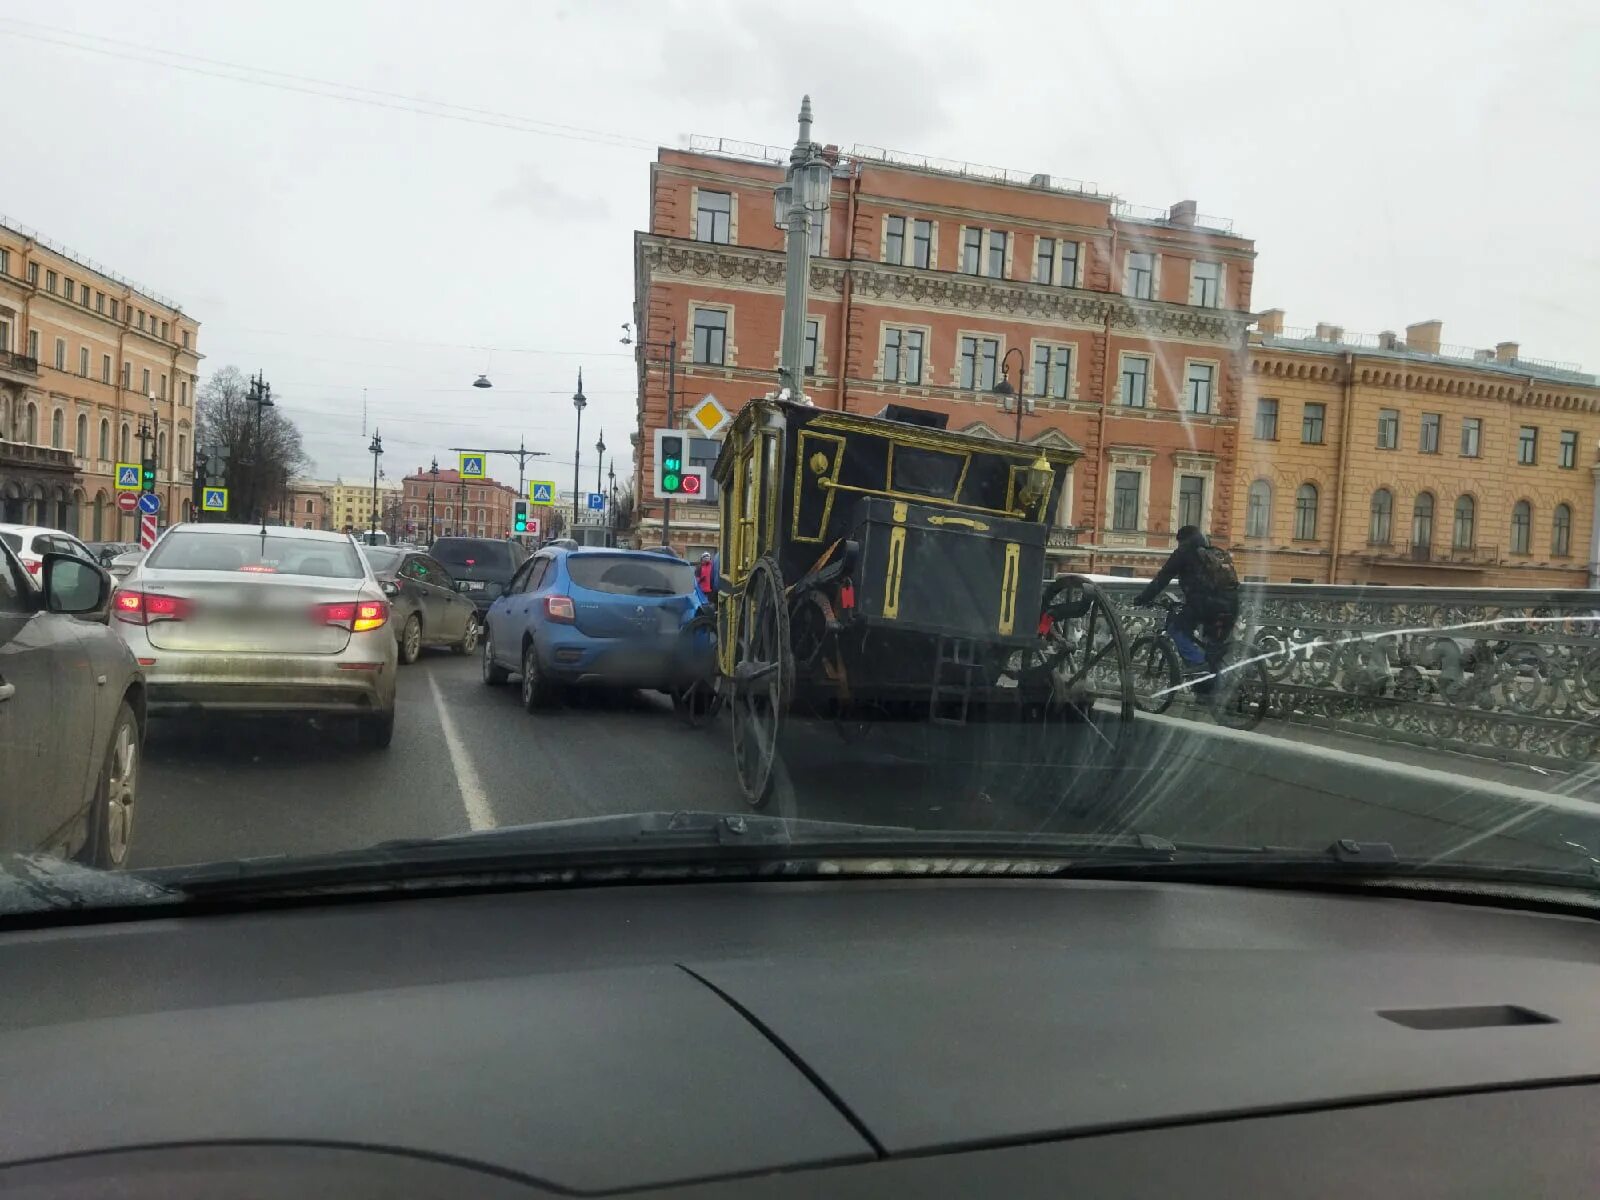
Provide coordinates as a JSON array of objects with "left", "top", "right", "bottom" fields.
[
  {"left": 1234, "top": 314, "right": 1600, "bottom": 587},
  {"left": 0, "top": 219, "right": 201, "bottom": 540},
  {"left": 327, "top": 480, "right": 401, "bottom": 534}
]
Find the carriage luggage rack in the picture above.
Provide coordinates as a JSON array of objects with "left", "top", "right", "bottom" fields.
[{"left": 931, "top": 635, "right": 982, "bottom": 725}]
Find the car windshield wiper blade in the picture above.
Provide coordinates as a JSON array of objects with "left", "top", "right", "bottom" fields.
[{"left": 0, "top": 854, "right": 178, "bottom": 916}]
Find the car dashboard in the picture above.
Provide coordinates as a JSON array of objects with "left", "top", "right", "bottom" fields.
[{"left": 1, "top": 877, "right": 1597, "bottom": 1197}]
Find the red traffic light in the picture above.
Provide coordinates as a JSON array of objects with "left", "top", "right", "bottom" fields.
[{"left": 679, "top": 472, "right": 702, "bottom": 495}]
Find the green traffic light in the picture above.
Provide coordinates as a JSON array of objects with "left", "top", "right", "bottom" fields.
[{"left": 663, "top": 473, "right": 680, "bottom": 491}]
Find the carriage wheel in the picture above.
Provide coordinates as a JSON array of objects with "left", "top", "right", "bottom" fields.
[
  {"left": 1045, "top": 578, "right": 1137, "bottom": 723},
  {"left": 731, "top": 556, "right": 791, "bottom": 807}
]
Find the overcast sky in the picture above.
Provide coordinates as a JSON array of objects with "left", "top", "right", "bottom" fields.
[{"left": 4, "top": 0, "right": 1596, "bottom": 485}]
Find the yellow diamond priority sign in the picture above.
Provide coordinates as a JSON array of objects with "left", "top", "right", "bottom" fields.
[{"left": 686, "top": 394, "right": 730, "bottom": 438}]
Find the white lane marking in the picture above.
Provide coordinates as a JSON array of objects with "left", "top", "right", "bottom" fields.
[{"left": 428, "top": 671, "right": 498, "bottom": 832}]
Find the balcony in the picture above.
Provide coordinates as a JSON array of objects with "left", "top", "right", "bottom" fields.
[
  {"left": 1358, "top": 540, "right": 1500, "bottom": 568},
  {"left": 0, "top": 438, "right": 76, "bottom": 475},
  {"left": 0, "top": 351, "right": 38, "bottom": 384},
  {"left": 1047, "top": 525, "right": 1087, "bottom": 550}
]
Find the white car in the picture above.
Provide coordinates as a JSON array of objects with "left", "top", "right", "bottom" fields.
[{"left": 0, "top": 523, "right": 98, "bottom": 580}]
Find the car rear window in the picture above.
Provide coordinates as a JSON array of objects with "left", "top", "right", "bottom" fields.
[
  {"left": 145, "top": 532, "right": 364, "bottom": 578},
  {"left": 362, "top": 546, "right": 405, "bottom": 572},
  {"left": 430, "top": 539, "right": 512, "bottom": 569},
  {"left": 567, "top": 555, "right": 696, "bottom": 597},
  {"left": 0, "top": 533, "right": 18, "bottom": 552}
]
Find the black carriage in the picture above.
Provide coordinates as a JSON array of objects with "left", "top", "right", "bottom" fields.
[{"left": 712, "top": 397, "right": 1135, "bottom": 804}]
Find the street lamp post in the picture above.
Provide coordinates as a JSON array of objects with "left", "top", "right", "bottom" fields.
[
  {"left": 607, "top": 460, "right": 616, "bottom": 536},
  {"left": 990, "top": 346, "right": 1031, "bottom": 442},
  {"left": 621, "top": 323, "right": 679, "bottom": 546},
  {"left": 989, "top": 346, "right": 1055, "bottom": 520},
  {"left": 772, "top": 95, "right": 832, "bottom": 400},
  {"left": 248, "top": 370, "right": 274, "bottom": 521},
  {"left": 572, "top": 370, "right": 587, "bottom": 528},
  {"left": 595, "top": 430, "right": 605, "bottom": 497},
  {"left": 427, "top": 456, "right": 439, "bottom": 546},
  {"left": 367, "top": 431, "right": 383, "bottom": 543}
]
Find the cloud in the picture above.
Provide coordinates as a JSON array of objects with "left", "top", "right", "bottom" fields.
[{"left": 491, "top": 164, "right": 612, "bottom": 221}]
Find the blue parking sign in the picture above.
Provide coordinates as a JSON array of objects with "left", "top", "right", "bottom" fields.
[{"left": 586, "top": 492, "right": 605, "bottom": 511}]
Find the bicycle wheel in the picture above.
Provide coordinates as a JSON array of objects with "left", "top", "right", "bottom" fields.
[
  {"left": 1213, "top": 652, "right": 1270, "bottom": 731},
  {"left": 1128, "top": 635, "right": 1181, "bottom": 714}
]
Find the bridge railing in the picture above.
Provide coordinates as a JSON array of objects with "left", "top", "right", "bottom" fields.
[{"left": 1085, "top": 579, "right": 1600, "bottom": 770}]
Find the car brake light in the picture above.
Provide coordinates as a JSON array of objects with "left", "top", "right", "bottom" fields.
[
  {"left": 545, "top": 595, "right": 575, "bottom": 623},
  {"left": 353, "top": 600, "right": 388, "bottom": 632},
  {"left": 24, "top": 560, "right": 41, "bottom": 576},
  {"left": 113, "top": 591, "right": 193, "bottom": 625}
]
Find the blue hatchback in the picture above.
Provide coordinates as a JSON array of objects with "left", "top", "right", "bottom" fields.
[{"left": 481, "top": 547, "right": 714, "bottom": 708}]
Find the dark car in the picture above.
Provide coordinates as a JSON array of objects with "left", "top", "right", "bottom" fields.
[
  {"left": 359, "top": 545, "right": 481, "bottom": 664},
  {"left": 0, "top": 535, "right": 144, "bottom": 867},
  {"left": 426, "top": 537, "right": 528, "bottom": 620},
  {"left": 86, "top": 541, "right": 140, "bottom": 567}
]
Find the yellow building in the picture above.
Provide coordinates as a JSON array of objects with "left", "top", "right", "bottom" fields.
[
  {"left": 0, "top": 219, "right": 201, "bottom": 540},
  {"left": 1233, "top": 313, "right": 1600, "bottom": 587},
  {"left": 327, "top": 480, "right": 401, "bottom": 534}
]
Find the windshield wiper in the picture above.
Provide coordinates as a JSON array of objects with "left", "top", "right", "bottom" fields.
[{"left": 0, "top": 854, "right": 178, "bottom": 917}]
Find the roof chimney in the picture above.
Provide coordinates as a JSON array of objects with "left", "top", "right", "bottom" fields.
[
  {"left": 1405, "top": 320, "right": 1443, "bottom": 355},
  {"left": 1167, "top": 200, "right": 1197, "bottom": 228},
  {"left": 1257, "top": 308, "right": 1285, "bottom": 336},
  {"left": 1378, "top": 330, "right": 1400, "bottom": 351},
  {"left": 1314, "top": 322, "right": 1345, "bottom": 343},
  {"left": 1495, "top": 341, "right": 1520, "bottom": 364}
]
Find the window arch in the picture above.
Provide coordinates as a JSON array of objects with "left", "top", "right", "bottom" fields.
[
  {"left": 24, "top": 401, "right": 37, "bottom": 444},
  {"left": 1453, "top": 495, "right": 1476, "bottom": 549},
  {"left": 75, "top": 413, "right": 87, "bottom": 457},
  {"left": 1245, "top": 480, "right": 1271, "bottom": 538},
  {"left": 98, "top": 417, "right": 110, "bottom": 460},
  {"left": 1510, "top": 499, "right": 1532, "bottom": 555},
  {"left": 119, "top": 422, "right": 131, "bottom": 460},
  {"left": 1368, "top": 488, "right": 1393, "bottom": 545},
  {"left": 1412, "top": 492, "right": 1435, "bottom": 550},
  {"left": 1553, "top": 503, "right": 1573, "bottom": 556},
  {"left": 158, "top": 430, "right": 168, "bottom": 470},
  {"left": 1294, "top": 483, "right": 1319, "bottom": 540},
  {"left": 50, "top": 408, "right": 64, "bottom": 449}
]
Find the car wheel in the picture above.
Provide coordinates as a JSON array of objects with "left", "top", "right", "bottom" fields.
[
  {"left": 357, "top": 707, "right": 396, "bottom": 749},
  {"left": 78, "top": 701, "right": 140, "bottom": 870},
  {"left": 452, "top": 614, "right": 481, "bottom": 656},
  {"left": 398, "top": 614, "right": 422, "bottom": 665},
  {"left": 482, "top": 627, "right": 509, "bottom": 685},
  {"left": 521, "top": 641, "right": 553, "bottom": 711}
]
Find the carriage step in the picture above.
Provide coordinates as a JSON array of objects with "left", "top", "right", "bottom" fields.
[{"left": 930, "top": 636, "right": 980, "bottom": 726}]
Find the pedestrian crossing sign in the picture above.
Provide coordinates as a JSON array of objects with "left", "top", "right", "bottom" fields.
[
  {"left": 459, "top": 452, "right": 486, "bottom": 479},
  {"left": 115, "top": 463, "right": 141, "bottom": 491},
  {"left": 529, "top": 480, "right": 555, "bottom": 505},
  {"left": 202, "top": 487, "right": 229, "bottom": 512}
]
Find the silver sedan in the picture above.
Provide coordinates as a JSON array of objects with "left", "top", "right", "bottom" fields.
[{"left": 113, "top": 524, "right": 398, "bottom": 747}]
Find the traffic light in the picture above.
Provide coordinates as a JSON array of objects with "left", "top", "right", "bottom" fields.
[
  {"left": 661, "top": 433, "right": 683, "bottom": 493},
  {"left": 140, "top": 459, "right": 156, "bottom": 492},
  {"left": 513, "top": 499, "right": 529, "bottom": 533}
]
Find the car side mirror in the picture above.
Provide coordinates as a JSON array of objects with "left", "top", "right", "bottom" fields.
[
  {"left": 380, "top": 580, "right": 400, "bottom": 597},
  {"left": 42, "top": 553, "right": 112, "bottom": 618}
]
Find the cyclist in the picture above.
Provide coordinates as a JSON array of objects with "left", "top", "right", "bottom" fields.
[{"left": 1133, "top": 525, "right": 1240, "bottom": 692}]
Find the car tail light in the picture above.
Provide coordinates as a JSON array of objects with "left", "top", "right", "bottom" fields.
[
  {"left": 113, "top": 591, "right": 194, "bottom": 625},
  {"left": 544, "top": 595, "right": 575, "bottom": 623},
  {"left": 315, "top": 600, "right": 389, "bottom": 632},
  {"left": 353, "top": 601, "right": 389, "bottom": 632},
  {"left": 24, "top": 559, "right": 41, "bottom": 576}
]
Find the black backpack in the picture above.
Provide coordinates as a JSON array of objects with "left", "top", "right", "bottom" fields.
[{"left": 1193, "top": 543, "right": 1240, "bottom": 597}]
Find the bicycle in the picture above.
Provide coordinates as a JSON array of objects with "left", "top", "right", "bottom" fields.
[{"left": 1128, "top": 596, "right": 1270, "bottom": 731}]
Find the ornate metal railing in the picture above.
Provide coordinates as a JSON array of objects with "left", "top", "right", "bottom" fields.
[{"left": 1091, "top": 580, "right": 1600, "bottom": 769}]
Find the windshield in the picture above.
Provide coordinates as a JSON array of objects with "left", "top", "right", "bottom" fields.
[
  {"left": 5, "top": 5, "right": 1600, "bottom": 924},
  {"left": 145, "top": 531, "right": 364, "bottom": 579}
]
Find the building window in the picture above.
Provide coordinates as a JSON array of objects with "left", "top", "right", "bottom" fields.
[
  {"left": 0, "top": 248, "right": 7, "bottom": 276},
  {"left": 1453, "top": 417, "right": 1481, "bottom": 457},
  {"left": 79, "top": 346, "right": 89, "bottom": 376},
  {"left": 158, "top": 431, "right": 168, "bottom": 470},
  {"left": 1125, "top": 251, "right": 1154, "bottom": 299},
  {"left": 1245, "top": 480, "right": 1272, "bottom": 537},
  {"left": 1560, "top": 429, "right": 1578, "bottom": 469},
  {"left": 885, "top": 216, "right": 905, "bottom": 264},
  {"left": 804, "top": 319, "right": 819, "bottom": 374},
  {"left": 26, "top": 261, "right": 37, "bottom": 285},
  {"left": 1189, "top": 261, "right": 1222, "bottom": 308},
  {"left": 691, "top": 308, "right": 726, "bottom": 365},
  {"left": 50, "top": 408, "right": 64, "bottom": 449},
  {"left": 161, "top": 320, "right": 169, "bottom": 340},
  {"left": 1031, "top": 344, "right": 1071, "bottom": 398},
  {"left": 1060, "top": 240, "right": 1079, "bottom": 287},
  {"left": 1112, "top": 470, "right": 1141, "bottom": 531},
  {"left": 137, "top": 310, "right": 145, "bottom": 330},
  {"left": 1119, "top": 355, "right": 1150, "bottom": 408},
  {"left": 1184, "top": 362, "right": 1215, "bottom": 414},
  {"left": 178, "top": 433, "right": 186, "bottom": 471},
  {"left": 1518, "top": 425, "right": 1538, "bottom": 465},
  {"left": 95, "top": 291, "right": 104, "bottom": 313},
  {"left": 1453, "top": 495, "right": 1476, "bottom": 549},
  {"left": 1255, "top": 397, "right": 1279, "bottom": 440},
  {"left": 1553, "top": 503, "right": 1573, "bottom": 556},
  {"left": 121, "top": 361, "right": 130, "bottom": 387},
  {"left": 882, "top": 326, "right": 924, "bottom": 385},
  {"left": 63, "top": 279, "right": 75, "bottom": 302},
  {"left": 180, "top": 379, "right": 188, "bottom": 406},
  {"left": 961, "top": 227, "right": 981, "bottom": 275},
  {"left": 45, "top": 269, "right": 57, "bottom": 293},
  {"left": 1368, "top": 488, "right": 1393, "bottom": 545},
  {"left": 53, "top": 338, "right": 65, "bottom": 370},
  {"left": 1034, "top": 237, "right": 1055, "bottom": 284},
  {"left": 986, "top": 231, "right": 1007, "bottom": 278},
  {"left": 27, "top": 329, "right": 38, "bottom": 359},
  {"left": 0, "top": 318, "right": 8, "bottom": 353},
  {"left": 101, "top": 354, "right": 111, "bottom": 383},
  {"left": 911, "top": 219, "right": 932, "bottom": 268},
  {"left": 1419, "top": 412, "right": 1440, "bottom": 453},
  {"left": 141, "top": 367, "right": 151, "bottom": 393},
  {"left": 110, "top": 299, "right": 118, "bottom": 320},
  {"left": 1412, "top": 492, "right": 1435, "bottom": 550},
  {"left": 1510, "top": 500, "right": 1532, "bottom": 554},
  {"left": 1294, "top": 483, "right": 1319, "bottom": 540},
  {"left": 694, "top": 190, "right": 731, "bottom": 244},
  {"left": 98, "top": 418, "right": 109, "bottom": 460},
  {"left": 1177, "top": 475, "right": 1205, "bottom": 530},
  {"left": 160, "top": 373, "right": 168, "bottom": 399},
  {"left": 1377, "top": 408, "right": 1399, "bottom": 449},
  {"left": 1301, "top": 403, "right": 1325, "bottom": 444},
  {"left": 182, "top": 329, "right": 190, "bottom": 349},
  {"left": 958, "top": 335, "right": 1000, "bottom": 390},
  {"left": 119, "top": 423, "right": 130, "bottom": 460}
]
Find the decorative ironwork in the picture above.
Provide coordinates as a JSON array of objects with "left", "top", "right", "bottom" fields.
[{"left": 1095, "top": 580, "right": 1600, "bottom": 769}]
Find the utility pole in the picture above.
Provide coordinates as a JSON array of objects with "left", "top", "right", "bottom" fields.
[
  {"left": 447, "top": 441, "right": 549, "bottom": 503},
  {"left": 367, "top": 430, "right": 383, "bottom": 543},
  {"left": 571, "top": 370, "right": 586, "bottom": 529}
]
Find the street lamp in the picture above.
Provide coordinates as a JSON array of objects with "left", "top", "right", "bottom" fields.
[
  {"left": 427, "top": 455, "right": 439, "bottom": 546},
  {"left": 771, "top": 95, "right": 832, "bottom": 400},
  {"left": 572, "top": 370, "right": 587, "bottom": 528},
  {"left": 473, "top": 374, "right": 492, "bottom": 389},
  {"left": 595, "top": 430, "right": 606, "bottom": 496},
  {"left": 367, "top": 431, "right": 383, "bottom": 543},
  {"left": 990, "top": 346, "right": 1031, "bottom": 442}
]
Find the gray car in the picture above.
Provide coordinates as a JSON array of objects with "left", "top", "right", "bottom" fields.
[
  {"left": 114, "top": 524, "right": 398, "bottom": 747},
  {"left": 0, "top": 537, "right": 143, "bottom": 867},
  {"left": 358, "top": 545, "right": 481, "bottom": 664}
]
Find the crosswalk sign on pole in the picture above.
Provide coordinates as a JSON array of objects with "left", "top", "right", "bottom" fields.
[
  {"left": 529, "top": 480, "right": 555, "bottom": 505},
  {"left": 115, "top": 463, "right": 141, "bottom": 491},
  {"left": 202, "top": 487, "right": 229, "bottom": 512},
  {"left": 459, "top": 452, "right": 486, "bottom": 479}
]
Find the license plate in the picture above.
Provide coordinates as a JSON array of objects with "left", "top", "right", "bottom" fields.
[{"left": 463, "top": 581, "right": 484, "bottom": 591}]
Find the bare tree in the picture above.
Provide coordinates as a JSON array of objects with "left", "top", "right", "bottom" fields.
[
  {"left": 611, "top": 482, "right": 636, "bottom": 533},
  {"left": 195, "top": 366, "right": 309, "bottom": 521}
]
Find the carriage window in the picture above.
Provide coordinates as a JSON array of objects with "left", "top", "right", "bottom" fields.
[{"left": 891, "top": 446, "right": 965, "bottom": 498}]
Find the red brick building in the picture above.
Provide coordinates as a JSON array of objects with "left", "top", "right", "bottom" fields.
[
  {"left": 399, "top": 467, "right": 517, "bottom": 542},
  {"left": 631, "top": 141, "right": 1256, "bottom": 572}
]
